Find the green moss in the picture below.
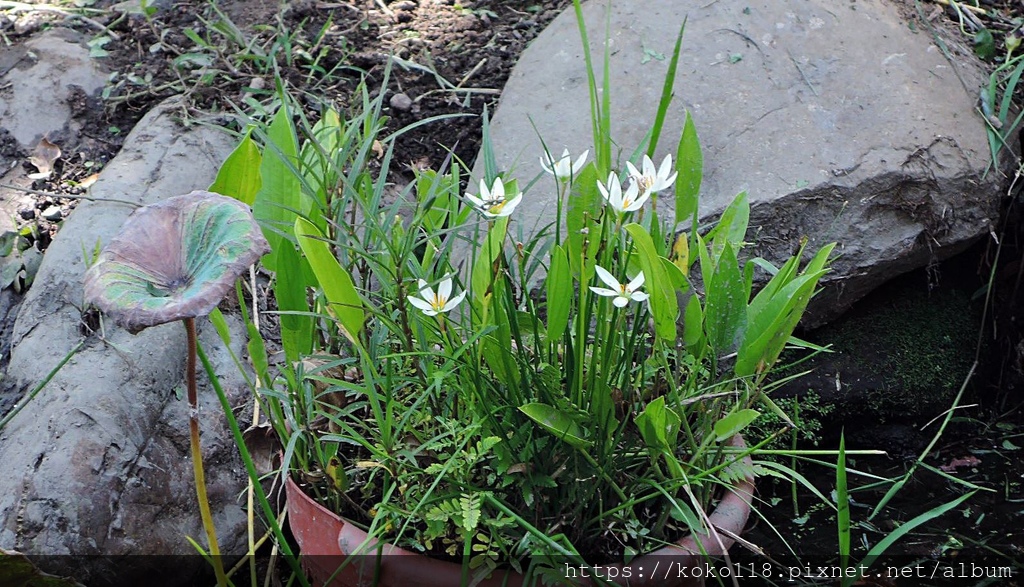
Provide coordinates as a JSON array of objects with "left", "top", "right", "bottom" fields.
[{"left": 817, "top": 282, "right": 979, "bottom": 420}]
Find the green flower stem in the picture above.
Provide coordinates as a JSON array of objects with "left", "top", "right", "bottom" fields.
[{"left": 184, "top": 317, "right": 228, "bottom": 587}]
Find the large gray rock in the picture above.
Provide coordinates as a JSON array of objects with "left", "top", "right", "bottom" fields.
[
  {"left": 0, "top": 97, "right": 248, "bottom": 586},
  {"left": 480, "top": 0, "right": 1004, "bottom": 323},
  {"left": 0, "top": 29, "right": 109, "bottom": 232}
]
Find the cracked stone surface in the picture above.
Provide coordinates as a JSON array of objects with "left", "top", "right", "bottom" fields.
[
  {"left": 478, "top": 0, "right": 1006, "bottom": 323},
  {"left": 0, "top": 97, "right": 246, "bottom": 587}
]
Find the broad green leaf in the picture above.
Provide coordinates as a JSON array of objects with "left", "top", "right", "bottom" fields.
[
  {"left": 546, "top": 245, "right": 572, "bottom": 342},
  {"left": 253, "top": 103, "right": 302, "bottom": 273},
  {"left": 416, "top": 170, "right": 456, "bottom": 233},
  {"left": 519, "top": 402, "right": 591, "bottom": 449},
  {"left": 714, "top": 408, "right": 760, "bottom": 441},
  {"left": 624, "top": 223, "right": 677, "bottom": 341},
  {"left": 675, "top": 110, "right": 702, "bottom": 226},
  {"left": 736, "top": 243, "right": 834, "bottom": 377},
  {"left": 295, "top": 217, "right": 364, "bottom": 344},
  {"left": 566, "top": 163, "right": 599, "bottom": 273},
  {"left": 635, "top": 396, "right": 681, "bottom": 450},
  {"left": 209, "top": 130, "right": 262, "bottom": 205},
  {"left": 246, "top": 320, "right": 270, "bottom": 386},
  {"left": 275, "top": 242, "right": 312, "bottom": 362},
  {"left": 704, "top": 241, "right": 747, "bottom": 354},
  {"left": 471, "top": 216, "right": 508, "bottom": 307},
  {"left": 705, "top": 191, "right": 749, "bottom": 262},
  {"left": 683, "top": 293, "right": 704, "bottom": 350}
]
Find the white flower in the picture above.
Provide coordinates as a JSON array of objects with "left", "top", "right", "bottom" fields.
[
  {"left": 407, "top": 277, "right": 466, "bottom": 316},
  {"left": 597, "top": 172, "right": 649, "bottom": 213},
  {"left": 465, "top": 178, "right": 523, "bottom": 218},
  {"left": 589, "top": 265, "right": 649, "bottom": 308},
  {"left": 540, "top": 148, "right": 589, "bottom": 182},
  {"left": 626, "top": 154, "right": 678, "bottom": 197}
]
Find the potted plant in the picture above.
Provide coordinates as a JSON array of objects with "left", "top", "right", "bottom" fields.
[{"left": 209, "top": 8, "right": 834, "bottom": 586}]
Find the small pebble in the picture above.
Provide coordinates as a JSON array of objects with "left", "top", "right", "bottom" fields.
[
  {"left": 41, "top": 206, "right": 62, "bottom": 222},
  {"left": 249, "top": 77, "right": 266, "bottom": 91},
  {"left": 18, "top": 208, "right": 35, "bottom": 220},
  {"left": 392, "top": 0, "right": 416, "bottom": 10},
  {"left": 390, "top": 92, "right": 413, "bottom": 112}
]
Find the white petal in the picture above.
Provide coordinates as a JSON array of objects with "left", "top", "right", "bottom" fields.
[
  {"left": 626, "top": 160, "right": 642, "bottom": 181},
  {"left": 572, "top": 150, "right": 589, "bottom": 174},
  {"left": 465, "top": 193, "right": 485, "bottom": 209},
  {"left": 630, "top": 291, "right": 650, "bottom": 303},
  {"left": 658, "top": 170, "right": 678, "bottom": 191},
  {"left": 658, "top": 154, "right": 673, "bottom": 179},
  {"left": 540, "top": 155, "right": 554, "bottom": 175},
  {"left": 407, "top": 296, "right": 434, "bottom": 313},
  {"left": 594, "top": 265, "right": 621, "bottom": 290},
  {"left": 642, "top": 154, "right": 657, "bottom": 178},
  {"left": 626, "top": 272, "right": 645, "bottom": 292},
  {"left": 589, "top": 286, "right": 620, "bottom": 298},
  {"left": 498, "top": 192, "right": 523, "bottom": 217},
  {"left": 417, "top": 280, "right": 433, "bottom": 299},
  {"left": 628, "top": 188, "right": 652, "bottom": 211},
  {"left": 442, "top": 290, "right": 467, "bottom": 312},
  {"left": 478, "top": 179, "right": 491, "bottom": 201},
  {"left": 596, "top": 178, "right": 611, "bottom": 202},
  {"left": 621, "top": 183, "right": 644, "bottom": 211},
  {"left": 490, "top": 178, "right": 505, "bottom": 200},
  {"left": 612, "top": 295, "right": 630, "bottom": 308},
  {"left": 437, "top": 277, "right": 453, "bottom": 301}
]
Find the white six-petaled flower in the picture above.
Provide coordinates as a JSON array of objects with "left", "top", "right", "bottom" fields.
[
  {"left": 626, "top": 154, "right": 678, "bottom": 198},
  {"left": 597, "top": 172, "right": 649, "bottom": 213},
  {"left": 589, "top": 265, "right": 649, "bottom": 308},
  {"left": 465, "top": 178, "right": 523, "bottom": 218},
  {"left": 540, "top": 148, "right": 589, "bottom": 182},
  {"left": 407, "top": 277, "right": 466, "bottom": 316}
]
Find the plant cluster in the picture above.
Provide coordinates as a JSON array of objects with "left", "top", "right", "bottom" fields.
[{"left": 206, "top": 20, "right": 835, "bottom": 575}]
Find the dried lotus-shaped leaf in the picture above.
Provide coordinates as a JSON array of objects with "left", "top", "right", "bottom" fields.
[{"left": 83, "top": 190, "right": 269, "bottom": 333}]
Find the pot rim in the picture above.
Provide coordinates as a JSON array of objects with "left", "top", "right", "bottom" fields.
[{"left": 285, "top": 436, "right": 755, "bottom": 587}]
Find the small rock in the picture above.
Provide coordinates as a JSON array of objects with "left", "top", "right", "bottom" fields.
[
  {"left": 249, "top": 77, "right": 266, "bottom": 91},
  {"left": 13, "top": 12, "right": 46, "bottom": 36},
  {"left": 392, "top": 0, "right": 417, "bottom": 10},
  {"left": 40, "top": 206, "right": 62, "bottom": 222},
  {"left": 18, "top": 208, "right": 35, "bottom": 220},
  {"left": 390, "top": 92, "right": 413, "bottom": 112}
]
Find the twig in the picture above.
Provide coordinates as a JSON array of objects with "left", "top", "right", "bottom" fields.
[
  {"left": 372, "top": 0, "right": 394, "bottom": 18},
  {"left": 0, "top": 2, "right": 121, "bottom": 41},
  {"left": 1, "top": 183, "right": 141, "bottom": 208},
  {"left": 930, "top": 0, "right": 987, "bottom": 16},
  {"left": 457, "top": 57, "right": 488, "bottom": 88},
  {"left": 787, "top": 49, "right": 819, "bottom": 97}
]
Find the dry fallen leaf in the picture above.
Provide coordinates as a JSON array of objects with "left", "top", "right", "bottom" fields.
[
  {"left": 371, "top": 139, "right": 384, "bottom": 159},
  {"left": 79, "top": 173, "right": 101, "bottom": 188},
  {"left": 27, "top": 137, "right": 61, "bottom": 180}
]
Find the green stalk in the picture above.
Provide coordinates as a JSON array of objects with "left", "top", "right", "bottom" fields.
[{"left": 184, "top": 317, "right": 228, "bottom": 587}]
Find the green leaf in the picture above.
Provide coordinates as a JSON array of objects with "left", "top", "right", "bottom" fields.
[
  {"left": 714, "top": 408, "right": 760, "bottom": 441},
  {"left": 704, "top": 241, "right": 747, "bottom": 354},
  {"left": 546, "top": 245, "right": 572, "bottom": 342},
  {"left": 837, "top": 432, "right": 851, "bottom": 581},
  {"left": 635, "top": 396, "right": 681, "bottom": 450},
  {"left": 683, "top": 293, "right": 704, "bottom": 350},
  {"left": 566, "top": 163, "right": 599, "bottom": 273},
  {"left": 471, "top": 216, "right": 508, "bottom": 307},
  {"left": 208, "top": 308, "right": 232, "bottom": 344},
  {"left": 294, "top": 217, "right": 364, "bottom": 344},
  {"left": 974, "top": 28, "right": 996, "bottom": 60},
  {"left": 624, "top": 223, "right": 677, "bottom": 341},
  {"left": 253, "top": 103, "right": 302, "bottom": 273},
  {"left": 274, "top": 242, "right": 312, "bottom": 362},
  {"left": 675, "top": 110, "right": 702, "bottom": 226},
  {"left": 519, "top": 402, "right": 591, "bottom": 449},
  {"left": 209, "top": 130, "right": 263, "bottom": 205}
]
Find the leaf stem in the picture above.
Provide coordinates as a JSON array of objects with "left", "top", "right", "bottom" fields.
[{"left": 184, "top": 317, "right": 228, "bottom": 587}]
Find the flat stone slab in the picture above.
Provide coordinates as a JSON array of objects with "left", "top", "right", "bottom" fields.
[{"left": 481, "top": 0, "right": 1003, "bottom": 322}]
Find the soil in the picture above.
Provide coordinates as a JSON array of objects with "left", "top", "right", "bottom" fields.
[{"left": 2, "top": 0, "right": 1024, "bottom": 583}]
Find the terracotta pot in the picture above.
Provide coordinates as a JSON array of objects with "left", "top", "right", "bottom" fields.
[{"left": 286, "top": 438, "right": 754, "bottom": 587}]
